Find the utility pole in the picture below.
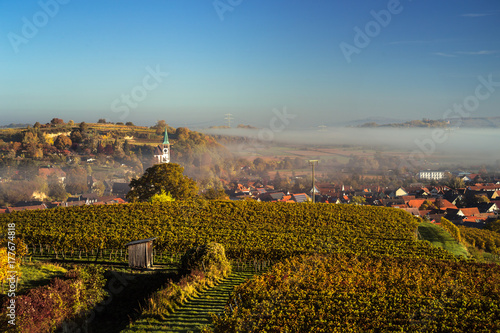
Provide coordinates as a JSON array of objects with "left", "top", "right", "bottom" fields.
[
  {"left": 224, "top": 113, "right": 234, "bottom": 128},
  {"left": 308, "top": 160, "right": 319, "bottom": 203}
]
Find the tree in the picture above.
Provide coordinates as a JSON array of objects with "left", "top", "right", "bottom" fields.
[
  {"left": 253, "top": 157, "right": 266, "bottom": 172},
  {"left": 50, "top": 118, "right": 64, "bottom": 125},
  {"left": 79, "top": 122, "right": 89, "bottom": 135},
  {"left": 70, "top": 129, "right": 83, "bottom": 143},
  {"left": 419, "top": 200, "right": 437, "bottom": 210},
  {"left": 126, "top": 163, "right": 198, "bottom": 202},
  {"left": 155, "top": 120, "right": 167, "bottom": 129},
  {"left": 97, "top": 119, "right": 107, "bottom": 123},
  {"left": 175, "top": 127, "right": 190, "bottom": 141},
  {"left": 54, "top": 135, "right": 72, "bottom": 150},
  {"left": 91, "top": 181, "right": 105, "bottom": 196},
  {"left": 126, "top": 122, "right": 135, "bottom": 126},
  {"left": 48, "top": 182, "right": 68, "bottom": 201},
  {"left": 475, "top": 194, "right": 490, "bottom": 204},
  {"left": 65, "top": 167, "right": 88, "bottom": 195},
  {"left": 351, "top": 196, "right": 366, "bottom": 205},
  {"left": 123, "top": 140, "right": 131, "bottom": 155},
  {"left": 153, "top": 120, "right": 167, "bottom": 135},
  {"left": 21, "top": 131, "right": 39, "bottom": 152},
  {"left": 447, "top": 176, "right": 465, "bottom": 189}
]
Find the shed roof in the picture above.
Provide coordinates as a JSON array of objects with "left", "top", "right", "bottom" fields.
[{"left": 125, "top": 237, "right": 157, "bottom": 247}]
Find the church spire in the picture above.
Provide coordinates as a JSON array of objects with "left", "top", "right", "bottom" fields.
[{"left": 163, "top": 128, "right": 169, "bottom": 145}]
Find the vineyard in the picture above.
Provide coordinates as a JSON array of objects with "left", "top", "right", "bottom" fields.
[
  {"left": 208, "top": 254, "right": 500, "bottom": 333},
  {"left": 1, "top": 201, "right": 454, "bottom": 261},
  {"left": 458, "top": 226, "right": 500, "bottom": 254}
]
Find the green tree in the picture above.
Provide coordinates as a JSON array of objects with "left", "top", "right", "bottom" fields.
[
  {"left": 475, "top": 194, "right": 490, "bottom": 204},
  {"left": 351, "top": 196, "right": 366, "bottom": 205},
  {"left": 447, "top": 176, "right": 465, "bottom": 189},
  {"left": 419, "top": 200, "right": 437, "bottom": 210},
  {"left": 126, "top": 163, "right": 198, "bottom": 202}
]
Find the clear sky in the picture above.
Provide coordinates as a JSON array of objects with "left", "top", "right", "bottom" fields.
[{"left": 1, "top": 0, "right": 499, "bottom": 128}]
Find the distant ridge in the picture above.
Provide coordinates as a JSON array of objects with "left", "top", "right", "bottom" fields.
[
  {"left": 0, "top": 123, "right": 31, "bottom": 129},
  {"left": 444, "top": 116, "right": 500, "bottom": 128},
  {"left": 335, "top": 117, "right": 409, "bottom": 127},
  {"left": 350, "top": 116, "right": 500, "bottom": 129}
]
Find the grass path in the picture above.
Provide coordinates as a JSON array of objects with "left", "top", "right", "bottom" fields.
[
  {"left": 123, "top": 270, "right": 256, "bottom": 333},
  {"left": 418, "top": 222, "right": 469, "bottom": 258}
]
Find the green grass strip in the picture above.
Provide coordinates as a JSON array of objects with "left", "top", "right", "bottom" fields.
[
  {"left": 122, "top": 270, "right": 255, "bottom": 333},
  {"left": 418, "top": 222, "right": 469, "bottom": 258}
]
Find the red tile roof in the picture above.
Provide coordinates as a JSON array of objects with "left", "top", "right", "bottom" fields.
[
  {"left": 407, "top": 199, "right": 456, "bottom": 210},
  {"left": 459, "top": 207, "right": 480, "bottom": 216},
  {"left": 462, "top": 216, "right": 488, "bottom": 223},
  {"left": 468, "top": 185, "right": 500, "bottom": 191}
]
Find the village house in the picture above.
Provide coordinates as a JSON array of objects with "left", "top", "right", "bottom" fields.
[{"left": 38, "top": 166, "right": 66, "bottom": 183}]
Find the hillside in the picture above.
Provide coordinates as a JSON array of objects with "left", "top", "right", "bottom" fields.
[{"left": 0, "top": 120, "right": 234, "bottom": 205}]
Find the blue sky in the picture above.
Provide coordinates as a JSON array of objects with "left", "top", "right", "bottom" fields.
[{"left": 1, "top": 0, "right": 499, "bottom": 128}]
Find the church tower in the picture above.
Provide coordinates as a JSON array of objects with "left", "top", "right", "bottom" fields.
[{"left": 154, "top": 128, "right": 170, "bottom": 164}]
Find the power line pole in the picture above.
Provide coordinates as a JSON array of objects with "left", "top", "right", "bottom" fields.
[
  {"left": 224, "top": 113, "right": 234, "bottom": 128},
  {"left": 308, "top": 160, "right": 319, "bottom": 203}
]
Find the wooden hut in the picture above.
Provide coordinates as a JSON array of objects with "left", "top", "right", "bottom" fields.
[{"left": 125, "top": 237, "right": 156, "bottom": 268}]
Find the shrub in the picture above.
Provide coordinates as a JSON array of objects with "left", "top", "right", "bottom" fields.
[
  {"left": 180, "top": 242, "right": 231, "bottom": 278},
  {"left": 1, "top": 265, "right": 106, "bottom": 332},
  {"left": 143, "top": 243, "right": 230, "bottom": 320}
]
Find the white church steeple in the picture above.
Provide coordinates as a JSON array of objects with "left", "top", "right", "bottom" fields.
[{"left": 154, "top": 128, "right": 170, "bottom": 164}]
